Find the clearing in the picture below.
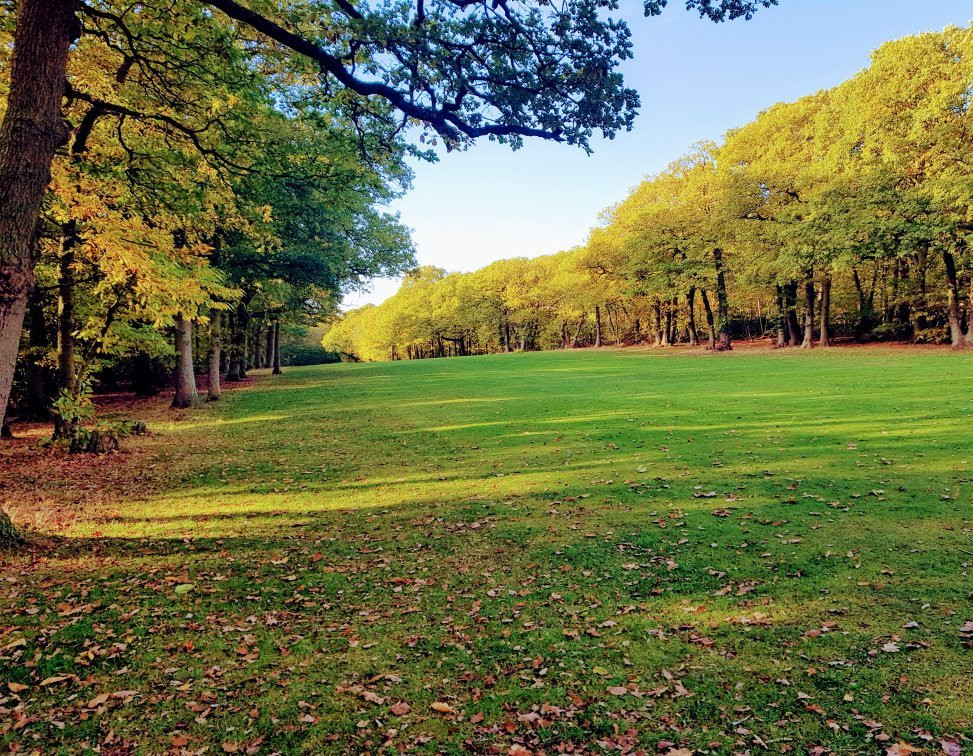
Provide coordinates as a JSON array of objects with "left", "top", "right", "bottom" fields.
[{"left": 2, "top": 347, "right": 972, "bottom": 753}]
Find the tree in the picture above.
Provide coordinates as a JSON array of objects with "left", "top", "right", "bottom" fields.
[{"left": 0, "top": 0, "right": 778, "bottom": 430}]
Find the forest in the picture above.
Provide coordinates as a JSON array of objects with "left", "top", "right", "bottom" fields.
[
  {"left": 2, "top": 0, "right": 973, "bottom": 753},
  {"left": 325, "top": 26, "right": 973, "bottom": 361}
]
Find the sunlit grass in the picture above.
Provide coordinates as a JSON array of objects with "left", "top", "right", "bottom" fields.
[{"left": 2, "top": 347, "right": 972, "bottom": 753}]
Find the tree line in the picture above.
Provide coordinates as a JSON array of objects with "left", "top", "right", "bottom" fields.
[
  {"left": 325, "top": 26, "right": 973, "bottom": 361},
  {"left": 0, "top": 0, "right": 774, "bottom": 545}
]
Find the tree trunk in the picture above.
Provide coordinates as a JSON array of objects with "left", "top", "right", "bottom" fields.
[
  {"left": 0, "top": 0, "right": 78, "bottom": 430},
  {"left": 571, "top": 313, "right": 586, "bottom": 347},
  {"left": 801, "top": 275, "right": 815, "bottom": 349},
  {"left": 272, "top": 321, "right": 281, "bottom": 374},
  {"left": 24, "top": 285, "right": 50, "bottom": 419},
  {"left": 966, "top": 278, "right": 973, "bottom": 348},
  {"left": 265, "top": 323, "right": 274, "bottom": 367},
  {"left": 207, "top": 310, "right": 222, "bottom": 401},
  {"left": 700, "top": 290, "right": 716, "bottom": 350},
  {"left": 504, "top": 319, "right": 511, "bottom": 352},
  {"left": 784, "top": 282, "right": 801, "bottom": 346},
  {"left": 775, "top": 285, "right": 787, "bottom": 348},
  {"left": 713, "top": 248, "right": 731, "bottom": 351},
  {"left": 594, "top": 305, "right": 602, "bottom": 347},
  {"left": 171, "top": 315, "right": 198, "bottom": 408},
  {"left": 819, "top": 274, "right": 832, "bottom": 347},
  {"left": 944, "top": 250, "right": 966, "bottom": 348},
  {"left": 0, "top": 507, "right": 22, "bottom": 548},
  {"left": 53, "top": 244, "right": 76, "bottom": 437},
  {"left": 912, "top": 248, "right": 928, "bottom": 334},
  {"left": 686, "top": 288, "right": 699, "bottom": 346},
  {"left": 669, "top": 296, "right": 679, "bottom": 344},
  {"left": 660, "top": 301, "right": 671, "bottom": 347}
]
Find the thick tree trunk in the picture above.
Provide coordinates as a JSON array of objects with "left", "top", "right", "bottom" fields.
[
  {"left": 0, "top": 507, "right": 22, "bottom": 548},
  {"left": 686, "top": 288, "right": 699, "bottom": 346},
  {"left": 819, "top": 275, "right": 831, "bottom": 347},
  {"left": 0, "top": 0, "right": 78, "bottom": 430},
  {"left": 594, "top": 305, "right": 602, "bottom": 347},
  {"left": 272, "top": 321, "right": 281, "bottom": 374},
  {"left": 713, "top": 248, "right": 731, "bottom": 351},
  {"left": 207, "top": 310, "right": 221, "bottom": 401},
  {"left": 171, "top": 315, "right": 198, "bottom": 408},
  {"left": 700, "top": 290, "right": 716, "bottom": 350},
  {"left": 944, "top": 250, "right": 966, "bottom": 348},
  {"left": 801, "top": 275, "right": 815, "bottom": 349}
]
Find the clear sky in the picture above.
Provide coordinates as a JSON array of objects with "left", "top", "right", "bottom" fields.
[{"left": 343, "top": 0, "right": 973, "bottom": 309}]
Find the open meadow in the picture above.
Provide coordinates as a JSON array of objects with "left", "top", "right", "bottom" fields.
[{"left": 2, "top": 347, "right": 972, "bottom": 753}]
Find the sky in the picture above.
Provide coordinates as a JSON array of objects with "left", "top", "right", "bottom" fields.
[{"left": 342, "top": 0, "right": 973, "bottom": 309}]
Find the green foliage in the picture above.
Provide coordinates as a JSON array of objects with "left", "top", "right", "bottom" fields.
[{"left": 327, "top": 25, "right": 973, "bottom": 359}]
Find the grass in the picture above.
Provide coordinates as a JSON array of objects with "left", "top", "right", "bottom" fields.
[{"left": 2, "top": 346, "right": 972, "bottom": 754}]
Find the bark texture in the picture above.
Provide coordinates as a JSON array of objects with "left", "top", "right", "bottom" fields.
[
  {"left": 713, "top": 248, "right": 731, "bottom": 351},
  {"left": 272, "top": 321, "right": 281, "bottom": 374},
  {"left": 207, "top": 310, "right": 222, "bottom": 400},
  {"left": 0, "top": 0, "right": 78, "bottom": 428},
  {"left": 171, "top": 315, "right": 198, "bottom": 408}
]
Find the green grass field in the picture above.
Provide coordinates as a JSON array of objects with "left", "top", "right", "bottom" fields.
[{"left": 2, "top": 347, "right": 973, "bottom": 754}]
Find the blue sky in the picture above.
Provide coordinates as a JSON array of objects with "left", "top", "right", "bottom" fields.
[{"left": 343, "top": 0, "right": 973, "bottom": 308}]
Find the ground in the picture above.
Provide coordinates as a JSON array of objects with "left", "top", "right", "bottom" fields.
[{"left": 1, "top": 346, "right": 972, "bottom": 754}]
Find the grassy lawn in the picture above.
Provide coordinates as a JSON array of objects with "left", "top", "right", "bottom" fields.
[{"left": 2, "top": 347, "right": 973, "bottom": 754}]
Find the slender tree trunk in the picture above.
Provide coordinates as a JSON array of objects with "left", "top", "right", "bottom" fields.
[
  {"left": 669, "top": 296, "right": 679, "bottom": 344},
  {"left": 966, "top": 279, "right": 973, "bottom": 348},
  {"left": 571, "top": 313, "right": 586, "bottom": 347},
  {"left": 53, "top": 245, "right": 76, "bottom": 437},
  {"left": 913, "top": 248, "right": 928, "bottom": 334},
  {"left": 171, "top": 315, "right": 198, "bottom": 408},
  {"left": 226, "top": 312, "right": 240, "bottom": 381},
  {"left": 0, "top": 0, "right": 78, "bottom": 430},
  {"left": 504, "top": 319, "right": 511, "bottom": 353},
  {"left": 700, "top": 290, "right": 716, "bottom": 350},
  {"left": 272, "top": 321, "right": 281, "bottom": 374},
  {"left": 207, "top": 310, "right": 222, "bottom": 401},
  {"left": 713, "top": 248, "right": 732, "bottom": 351},
  {"left": 24, "top": 286, "right": 49, "bottom": 419},
  {"left": 656, "top": 302, "right": 672, "bottom": 347},
  {"left": 801, "top": 275, "right": 815, "bottom": 349},
  {"left": 818, "top": 274, "right": 832, "bottom": 347},
  {"left": 265, "top": 323, "right": 274, "bottom": 367},
  {"left": 686, "top": 288, "right": 699, "bottom": 346},
  {"left": 785, "top": 282, "right": 801, "bottom": 346},
  {"left": 944, "top": 250, "right": 966, "bottom": 348},
  {"left": 652, "top": 301, "right": 663, "bottom": 346},
  {"left": 775, "top": 285, "right": 787, "bottom": 348},
  {"left": 234, "top": 303, "right": 249, "bottom": 379},
  {"left": 594, "top": 305, "right": 602, "bottom": 347}
]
